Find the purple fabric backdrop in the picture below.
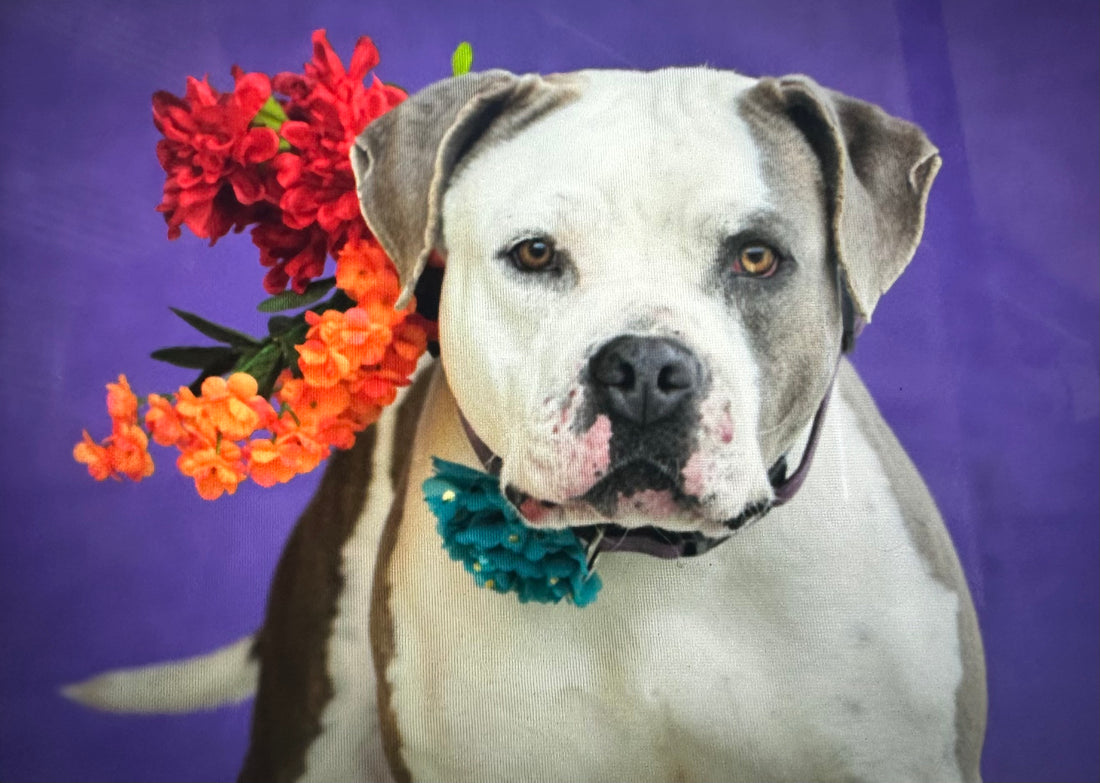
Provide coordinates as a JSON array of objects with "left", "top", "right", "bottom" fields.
[{"left": 1, "top": 1, "right": 1096, "bottom": 780}]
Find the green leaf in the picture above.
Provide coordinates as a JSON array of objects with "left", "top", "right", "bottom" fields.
[
  {"left": 257, "top": 277, "right": 337, "bottom": 313},
  {"left": 310, "top": 288, "right": 356, "bottom": 315},
  {"left": 150, "top": 345, "right": 240, "bottom": 370},
  {"left": 251, "top": 96, "right": 288, "bottom": 130},
  {"left": 278, "top": 339, "right": 301, "bottom": 371},
  {"left": 451, "top": 42, "right": 474, "bottom": 77},
  {"left": 170, "top": 307, "right": 262, "bottom": 349},
  {"left": 267, "top": 315, "right": 298, "bottom": 336},
  {"left": 236, "top": 343, "right": 284, "bottom": 398}
]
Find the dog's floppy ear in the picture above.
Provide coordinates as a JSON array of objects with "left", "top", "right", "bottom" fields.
[
  {"left": 751, "top": 76, "right": 941, "bottom": 322},
  {"left": 351, "top": 70, "right": 574, "bottom": 307}
]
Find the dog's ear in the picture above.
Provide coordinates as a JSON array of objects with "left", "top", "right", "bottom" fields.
[
  {"left": 750, "top": 76, "right": 941, "bottom": 322},
  {"left": 351, "top": 70, "right": 575, "bottom": 307}
]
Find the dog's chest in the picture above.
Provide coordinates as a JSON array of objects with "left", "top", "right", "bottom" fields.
[{"left": 375, "top": 388, "right": 964, "bottom": 783}]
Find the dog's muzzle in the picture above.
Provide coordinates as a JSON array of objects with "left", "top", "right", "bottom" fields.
[
  {"left": 579, "top": 335, "right": 708, "bottom": 517},
  {"left": 460, "top": 367, "right": 837, "bottom": 560}
]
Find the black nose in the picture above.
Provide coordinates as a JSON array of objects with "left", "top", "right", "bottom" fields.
[{"left": 589, "top": 336, "right": 702, "bottom": 425}]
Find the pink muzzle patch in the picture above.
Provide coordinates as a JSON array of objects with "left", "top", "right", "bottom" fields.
[{"left": 557, "top": 414, "right": 612, "bottom": 498}]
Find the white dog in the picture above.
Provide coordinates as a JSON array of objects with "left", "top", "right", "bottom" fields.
[{"left": 69, "top": 68, "right": 986, "bottom": 783}]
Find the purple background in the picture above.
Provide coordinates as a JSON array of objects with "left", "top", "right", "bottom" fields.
[{"left": 1, "top": 1, "right": 1096, "bottom": 781}]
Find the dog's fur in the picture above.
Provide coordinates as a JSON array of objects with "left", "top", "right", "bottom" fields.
[{"left": 70, "top": 68, "right": 987, "bottom": 783}]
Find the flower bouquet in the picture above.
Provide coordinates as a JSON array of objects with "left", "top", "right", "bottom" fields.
[{"left": 73, "top": 31, "right": 463, "bottom": 500}]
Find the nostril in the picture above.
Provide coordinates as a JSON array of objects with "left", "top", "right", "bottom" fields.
[
  {"left": 657, "top": 363, "right": 692, "bottom": 392},
  {"left": 595, "top": 357, "right": 635, "bottom": 390},
  {"left": 613, "top": 362, "right": 635, "bottom": 390}
]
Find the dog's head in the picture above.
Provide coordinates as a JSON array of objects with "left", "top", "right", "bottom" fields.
[{"left": 351, "top": 68, "right": 938, "bottom": 541}]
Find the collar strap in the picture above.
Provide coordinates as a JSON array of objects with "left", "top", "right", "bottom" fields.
[
  {"left": 768, "top": 373, "right": 835, "bottom": 507},
  {"left": 459, "top": 413, "right": 502, "bottom": 477}
]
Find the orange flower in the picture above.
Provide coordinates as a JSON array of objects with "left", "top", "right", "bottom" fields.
[
  {"left": 311, "top": 417, "right": 361, "bottom": 451},
  {"left": 73, "top": 425, "right": 155, "bottom": 483},
  {"left": 177, "top": 440, "right": 247, "bottom": 500},
  {"left": 364, "top": 296, "right": 407, "bottom": 327},
  {"left": 75, "top": 373, "right": 157, "bottom": 483},
  {"left": 74, "top": 431, "right": 114, "bottom": 481},
  {"left": 335, "top": 238, "right": 401, "bottom": 304},
  {"left": 106, "top": 374, "right": 139, "bottom": 425},
  {"left": 245, "top": 438, "right": 300, "bottom": 487},
  {"left": 110, "top": 423, "right": 156, "bottom": 481},
  {"left": 303, "top": 307, "right": 392, "bottom": 371},
  {"left": 340, "top": 307, "right": 393, "bottom": 366},
  {"left": 272, "top": 371, "right": 366, "bottom": 450},
  {"left": 145, "top": 393, "right": 191, "bottom": 448},
  {"left": 275, "top": 376, "right": 351, "bottom": 426},
  {"left": 390, "top": 319, "right": 429, "bottom": 363},
  {"left": 297, "top": 337, "right": 352, "bottom": 388},
  {"left": 276, "top": 428, "right": 330, "bottom": 474},
  {"left": 346, "top": 369, "right": 399, "bottom": 409},
  {"left": 246, "top": 427, "right": 330, "bottom": 487},
  {"left": 174, "top": 373, "right": 273, "bottom": 442},
  {"left": 202, "top": 373, "right": 268, "bottom": 440},
  {"left": 172, "top": 386, "right": 218, "bottom": 443}
]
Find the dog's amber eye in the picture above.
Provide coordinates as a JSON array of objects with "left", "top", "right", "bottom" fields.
[
  {"left": 735, "top": 244, "right": 778, "bottom": 277},
  {"left": 510, "top": 238, "right": 556, "bottom": 271}
]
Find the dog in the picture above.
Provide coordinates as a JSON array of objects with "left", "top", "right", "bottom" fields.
[{"left": 69, "top": 67, "right": 987, "bottom": 782}]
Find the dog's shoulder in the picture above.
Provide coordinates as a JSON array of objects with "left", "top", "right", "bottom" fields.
[
  {"left": 835, "top": 359, "right": 959, "bottom": 589},
  {"left": 835, "top": 358, "right": 986, "bottom": 782}
]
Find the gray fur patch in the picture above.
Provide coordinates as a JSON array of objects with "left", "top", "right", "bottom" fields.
[
  {"left": 735, "top": 91, "right": 842, "bottom": 466},
  {"left": 351, "top": 72, "right": 581, "bottom": 306},
  {"left": 742, "top": 75, "right": 941, "bottom": 322},
  {"left": 837, "top": 360, "right": 987, "bottom": 782}
]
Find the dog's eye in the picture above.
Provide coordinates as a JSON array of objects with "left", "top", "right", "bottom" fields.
[
  {"left": 510, "top": 238, "right": 557, "bottom": 271},
  {"left": 733, "top": 244, "right": 779, "bottom": 277}
]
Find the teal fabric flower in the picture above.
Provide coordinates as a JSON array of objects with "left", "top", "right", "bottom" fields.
[{"left": 424, "top": 458, "right": 602, "bottom": 607}]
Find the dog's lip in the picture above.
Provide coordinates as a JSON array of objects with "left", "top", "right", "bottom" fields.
[
  {"left": 504, "top": 458, "right": 686, "bottom": 516},
  {"left": 580, "top": 459, "right": 691, "bottom": 517},
  {"left": 502, "top": 482, "right": 773, "bottom": 559},
  {"left": 721, "top": 497, "right": 773, "bottom": 531},
  {"left": 588, "top": 458, "right": 682, "bottom": 493},
  {"left": 503, "top": 484, "right": 560, "bottom": 512},
  {"left": 504, "top": 459, "right": 774, "bottom": 537}
]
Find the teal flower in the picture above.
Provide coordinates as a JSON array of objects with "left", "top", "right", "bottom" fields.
[{"left": 424, "top": 458, "right": 602, "bottom": 607}]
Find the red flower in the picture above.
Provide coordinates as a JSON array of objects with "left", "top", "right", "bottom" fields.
[
  {"left": 150, "top": 29, "right": 405, "bottom": 293},
  {"left": 273, "top": 30, "right": 402, "bottom": 151},
  {"left": 251, "top": 221, "right": 330, "bottom": 294},
  {"left": 153, "top": 69, "right": 281, "bottom": 243},
  {"left": 254, "top": 30, "right": 404, "bottom": 291}
]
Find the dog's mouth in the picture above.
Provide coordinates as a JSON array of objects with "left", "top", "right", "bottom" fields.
[
  {"left": 503, "top": 458, "right": 682, "bottom": 518},
  {"left": 582, "top": 459, "right": 685, "bottom": 515},
  {"left": 503, "top": 459, "right": 773, "bottom": 558}
]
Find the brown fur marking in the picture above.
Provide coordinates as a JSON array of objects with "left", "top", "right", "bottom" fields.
[
  {"left": 238, "top": 427, "right": 377, "bottom": 783},
  {"left": 371, "top": 366, "right": 436, "bottom": 783}
]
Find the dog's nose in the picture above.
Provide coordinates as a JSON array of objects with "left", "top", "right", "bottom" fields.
[{"left": 589, "top": 336, "right": 702, "bottom": 425}]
